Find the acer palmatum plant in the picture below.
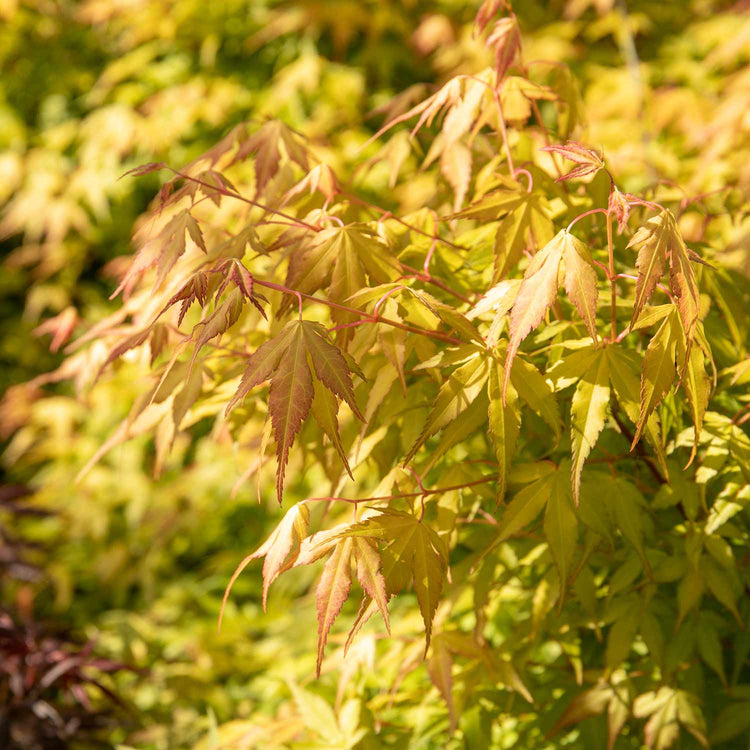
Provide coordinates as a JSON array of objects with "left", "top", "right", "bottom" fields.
[{"left": 42, "top": 1, "right": 750, "bottom": 747}]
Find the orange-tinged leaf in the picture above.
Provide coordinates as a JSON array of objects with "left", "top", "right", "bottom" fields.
[
  {"left": 269, "top": 324, "right": 314, "bottom": 502},
  {"left": 189, "top": 287, "right": 244, "bottom": 375},
  {"left": 226, "top": 323, "right": 298, "bottom": 414},
  {"left": 219, "top": 501, "right": 310, "bottom": 626},
  {"left": 486, "top": 16, "right": 521, "bottom": 78},
  {"left": 153, "top": 209, "right": 207, "bottom": 290},
  {"left": 628, "top": 211, "right": 671, "bottom": 329},
  {"left": 338, "top": 509, "right": 446, "bottom": 650},
  {"left": 503, "top": 230, "right": 565, "bottom": 400},
  {"left": 301, "top": 321, "right": 364, "bottom": 421},
  {"left": 310, "top": 379, "right": 353, "bottom": 479},
  {"left": 33, "top": 306, "right": 77, "bottom": 353},
  {"left": 353, "top": 538, "right": 390, "bottom": 633},
  {"left": 561, "top": 233, "right": 599, "bottom": 341},
  {"left": 227, "top": 321, "right": 362, "bottom": 498},
  {"left": 541, "top": 141, "right": 604, "bottom": 182},
  {"left": 316, "top": 538, "right": 353, "bottom": 676},
  {"left": 669, "top": 227, "right": 700, "bottom": 344},
  {"left": 233, "top": 120, "right": 309, "bottom": 194}
]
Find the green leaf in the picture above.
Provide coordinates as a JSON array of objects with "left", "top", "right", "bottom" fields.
[
  {"left": 605, "top": 599, "right": 640, "bottom": 668},
  {"left": 495, "top": 471, "right": 555, "bottom": 543},
  {"left": 544, "top": 463, "right": 578, "bottom": 591},
  {"left": 488, "top": 363, "right": 520, "bottom": 504},
  {"left": 286, "top": 680, "right": 344, "bottom": 746},
  {"left": 632, "top": 309, "right": 679, "bottom": 448},
  {"left": 338, "top": 509, "right": 446, "bottom": 650},
  {"left": 569, "top": 349, "right": 610, "bottom": 504},
  {"left": 510, "top": 355, "right": 562, "bottom": 437},
  {"left": 710, "top": 701, "right": 750, "bottom": 744},
  {"left": 606, "top": 345, "right": 668, "bottom": 475},
  {"left": 405, "top": 353, "right": 490, "bottom": 463}
]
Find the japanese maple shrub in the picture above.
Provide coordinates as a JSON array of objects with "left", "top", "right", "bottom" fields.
[{"left": 68, "top": 1, "right": 750, "bottom": 747}]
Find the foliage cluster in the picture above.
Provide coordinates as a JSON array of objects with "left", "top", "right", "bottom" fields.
[{"left": 2, "top": 1, "right": 750, "bottom": 748}]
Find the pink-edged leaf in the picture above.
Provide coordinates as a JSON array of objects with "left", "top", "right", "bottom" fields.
[
  {"left": 119, "top": 161, "right": 167, "bottom": 179},
  {"left": 503, "top": 230, "right": 565, "bottom": 400},
  {"left": 301, "top": 321, "right": 364, "bottom": 420},
  {"left": 316, "top": 538, "right": 353, "bottom": 676},
  {"left": 486, "top": 16, "right": 521, "bottom": 78},
  {"left": 474, "top": 0, "right": 508, "bottom": 35},
  {"left": 33, "top": 306, "right": 78, "bottom": 353},
  {"left": 269, "top": 323, "right": 315, "bottom": 502},
  {"left": 218, "top": 501, "right": 310, "bottom": 626},
  {"left": 541, "top": 141, "right": 603, "bottom": 166},
  {"left": 561, "top": 232, "right": 599, "bottom": 341},
  {"left": 669, "top": 229, "right": 700, "bottom": 345},
  {"left": 225, "top": 323, "right": 298, "bottom": 414},
  {"left": 353, "top": 538, "right": 391, "bottom": 633},
  {"left": 628, "top": 212, "right": 670, "bottom": 328}
]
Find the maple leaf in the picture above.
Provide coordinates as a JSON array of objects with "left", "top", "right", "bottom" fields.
[
  {"left": 503, "top": 230, "right": 600, "bottom": 400},
  {"left": 605, "top": 345, "right": 668, "bottom": 475},
  {"left": 474, "top": 0, "right": 508, "bottom": 35},
  {"left": 561, "top": 232, "right": 599, "bottom": 342},
  {"left": 231, "top": 120, "right": 309, "bottom": 195},
  {"left": 488, "top": 362, "right": 521, "bottom": 504},
  {"left": 211, "top": 259, "right": 267, "bottom": 319},
  {"left": 226, "top": 320, "right": 364, "bottom": 502},
  {"left": 485, "top": 16, "right": 522, "bottom": 79},
  {"left": 159, "top": 271, "right": 208, "bottom": 325},
  {"left": 544, "top": 462, "right": 578, "bottom": 593},
  {"left": 310, "top": 534, "right": 391, "bottom": 675},
  {"left": 673, "top": 316, "right": 711, "bottom": 465},
  {"left": 629, "top": 210, "right": 700, "bottom": 343},
  {"left": 282, "top": 224, "right": 398, "bottom": 325},
  {"left": 153, "top": 209, "right": 207, "bottom": 289},
  {"left": 441, "top": 141, "right": 472, "bottom": 211},
  {"left": 569, "top": 349, "right": 610, "bottom": 505},
  {"left": 632, "top": 309, "right": 679, "bottom": 449},
  {"left": 316, "top": 537, "right": 353, "bottom": 677},
  {"left": 502, "top": 231, "right": 565, "bottom": 400},
  {"left": 467, "top": 278, "right": 521, "bottom": 346},
  {"left": 219, "top": 501, "right": 310, "bottom": 623},
  {"left": 33, "top": 306, "right": 78, "bottom": 353},
  {"left": 541, "top": 141, "right": 604, "bottom": 182},
  {"left": 339, "top": 509, "right": 447, "bottom": 651},
  {"left": 405, "top": 352, "right": 490, "bottom": 463},
  {"left": 188, "top": 287, "right": 245, "bottom": 373},
  {"left": 280, "top": 163, "right": 340, "bottom": 207},
  {"left": 500, "top": 76, "right": 556, "bottom": 122},
  {"left": 98, "top": 322, "right": 170, "bottom": 376}
]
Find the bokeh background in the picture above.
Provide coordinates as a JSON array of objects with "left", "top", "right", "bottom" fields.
[{"left": 1, "top": 1, "right": 748, "bottom": 747}]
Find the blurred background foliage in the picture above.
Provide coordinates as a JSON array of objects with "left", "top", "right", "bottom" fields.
[{"left": 1, "top": 0, "right": 748, "bottom": 747}]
